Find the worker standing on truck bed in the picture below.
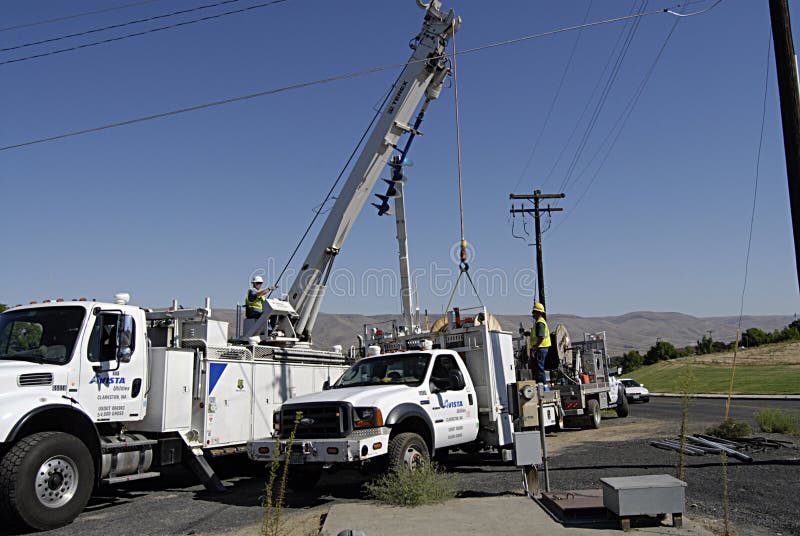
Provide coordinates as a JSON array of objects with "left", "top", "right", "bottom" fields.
[{"left": 530, "top": 302, "right": 551, "bottom": 383}]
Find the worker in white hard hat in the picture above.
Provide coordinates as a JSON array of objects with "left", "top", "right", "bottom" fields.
[
  {"left": 245, "top": 276, "right": 276, "bottom": 320},
  {"left": 530, "top": 302, "right": 551, "bottom": 383}
]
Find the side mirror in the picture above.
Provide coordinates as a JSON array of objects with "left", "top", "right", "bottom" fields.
[
  {"left": 322, "top": 380, "right": 330, "bottom": 391},
  {"left": 448, "top": 370, "right": 465, "bottom": 390},
  {"left": 116, "top": 314, "right": 134, "bottom": 363}
]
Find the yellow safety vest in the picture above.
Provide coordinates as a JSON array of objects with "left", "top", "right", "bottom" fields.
[
  {"left": 530, "top": 318, "right": 551, "bottom": 349},
  {"left": 246, "top": 287, "right": 266, "bottom": 312}
]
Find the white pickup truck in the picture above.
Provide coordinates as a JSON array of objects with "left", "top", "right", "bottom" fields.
[{"left": 248, "top": 308, "right": 562, "bottom": 490}]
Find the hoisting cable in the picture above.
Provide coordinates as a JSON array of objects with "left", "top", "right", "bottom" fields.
[{"left": 447, "top": 19, "right": 483, "bottom": 311}]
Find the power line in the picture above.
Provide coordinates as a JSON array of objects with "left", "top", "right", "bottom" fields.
[
  {"left": 511, "top": 0, "right": 594, "bottom": 193},
  {"left": 738, "top": 32, "right": 772, "bottom": 329},
  {"left": 0, "top": 0, "right": 163, "bottom": 33},
  {"left": 550, "top": 13, "right": 683, "bottom": 235},
  {"left": 0, "top": 3, "right": 712, "bottom": 151},
  {"left": 557, "top": 0, "right": 649, "bottom": 196},
  {"left": 0, "top": 0, "right": 249, "bottom": 53},
  {"left": 539, "top": 1, "right": 640, "bottom": 191},
  {"left": 0, "top": 0, "right": 290, "bottom": 67}
]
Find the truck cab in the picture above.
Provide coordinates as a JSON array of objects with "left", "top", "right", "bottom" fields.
[{"left": 0, "top": 298, "right": 148, "bottom": 530}]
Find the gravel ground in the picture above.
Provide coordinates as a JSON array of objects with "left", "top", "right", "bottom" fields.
[{"left": 435, "top": 424, "right": 800, "bottom": 536}]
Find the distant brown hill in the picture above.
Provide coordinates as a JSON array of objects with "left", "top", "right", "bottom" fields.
[{"left": 210, "top": 309, "right": 794, "bottom": 356}]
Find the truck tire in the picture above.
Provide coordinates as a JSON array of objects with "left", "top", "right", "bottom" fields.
[
  {"left": 388, "top": 432, "right": 429, "bottom": 472},
  {"left": 615, "top": 388, "right": 630, "bottom": 418},
  {"left": 585, "top": 399, "right": 601, "bottom": 429},
  {"left": 286, "top": 466, "right": 323, "bottom": 492},
  {"left": 0, "top": 431, "right": 95, "bottom": 531}
]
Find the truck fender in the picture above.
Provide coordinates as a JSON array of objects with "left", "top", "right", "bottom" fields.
[
  {"left": 384, "top": 403, "right": 435, "bottom": 452},
  {"left": 4, "top": 404, "right": 102, "bottom": 483}
]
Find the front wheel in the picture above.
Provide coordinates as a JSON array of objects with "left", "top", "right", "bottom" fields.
[
  {"left": 387, "top": 433, "right": 429, "bottom": 472},
  {"left": 0, "top": 431, "right": 95, "bottom": 531}
]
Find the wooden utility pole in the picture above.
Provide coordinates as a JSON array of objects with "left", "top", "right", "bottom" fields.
[
  {"left": 509, "top": 190, "right": 565, "bottom": 312},
  {"left": 769, "top": 0, "right": 800, "bottom": 291}
]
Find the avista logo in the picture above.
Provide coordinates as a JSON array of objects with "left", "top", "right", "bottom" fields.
[
  {"left": 89, "top": 376, "right": 126, "bottom": 385},
  {"left": 442, "top": 399, "right": 463, "bottom": 409}
]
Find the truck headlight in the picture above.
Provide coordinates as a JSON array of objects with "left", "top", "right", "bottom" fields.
[{"left": 353, "top": 407, "right": 383, "bottom": 429}]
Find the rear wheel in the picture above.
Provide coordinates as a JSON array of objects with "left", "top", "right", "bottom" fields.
[
  {"left": 387, "top": 433, "right": 429, "bottom": 472},
  {"left": 0, "top": 432, "right": 95, "bottom": 531},
  {"left": 615, "top": 388, "right": 630, "bottom": 418},
  {"left": 585, "top": 399, "right": 601, "bottom": 429},
  {"left": 286, "top": 466, "right": 322, "bottom": 492}
]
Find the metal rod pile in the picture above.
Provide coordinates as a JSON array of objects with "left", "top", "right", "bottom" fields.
[{"left": 649, "top": 435, "right": 759, "bottom": 462}]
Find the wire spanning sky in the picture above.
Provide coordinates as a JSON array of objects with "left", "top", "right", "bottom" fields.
[{"left": 0, "top": 0, "right": 797, "bottom": 318}]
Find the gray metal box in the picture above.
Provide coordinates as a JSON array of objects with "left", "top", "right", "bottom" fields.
[
  {"left": 135, "top": 348, "right": 194, "bottom": 433},
  {"left": 601, "top": 475, "right": 686, "bottom": 516},
  {"left": 512, "top": 431, "right": 543, "bottom": 466}
]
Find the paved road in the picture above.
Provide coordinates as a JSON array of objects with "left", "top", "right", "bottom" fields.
[{"left": 2, "top": 397, "right": 797, "bottom": 536}]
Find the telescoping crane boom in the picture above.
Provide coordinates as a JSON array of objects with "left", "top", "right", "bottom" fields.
[{"left": 246, "top": 1, "right": 460, "bottom": 343}]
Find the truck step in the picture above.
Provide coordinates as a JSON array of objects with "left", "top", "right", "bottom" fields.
[{"left": 102, "top": 471, "right": 161, "bottom": 485}]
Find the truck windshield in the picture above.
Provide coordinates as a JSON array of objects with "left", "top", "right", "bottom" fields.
[
  {"left": 0, "top": 307, "right": 86, "bottom": 365},
  {"left": 334, "top": 352, "right": 431, "bottom": 388}
]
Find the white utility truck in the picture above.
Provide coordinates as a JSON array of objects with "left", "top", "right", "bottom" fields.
[
  {"left": 0, "top": 0, "right": 460, "bottom": 529},
  {"left": 515, "top": 329, "right": 629, "bottom": 428},
  {"left": 248, "top": 308, "right": 563, "bottom": 490}
]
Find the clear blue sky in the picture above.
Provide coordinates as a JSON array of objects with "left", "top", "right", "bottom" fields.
[{"left": 1, "top": 0, "right": 798, "bottom": 318}]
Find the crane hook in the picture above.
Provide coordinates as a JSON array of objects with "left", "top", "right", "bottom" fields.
[{"left": 416, "top": 0, "right": 432, "bottom": 10}]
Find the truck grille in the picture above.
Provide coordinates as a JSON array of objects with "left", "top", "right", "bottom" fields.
[
  {"left": 18, "top": 373, "right": 53, "bottom": 387},
  {"left": 279, "top": 403, "right": 352, "bottom": 439}
]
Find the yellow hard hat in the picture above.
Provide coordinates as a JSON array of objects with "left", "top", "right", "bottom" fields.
[{"left": 532, "top": 303, "right": 545, "bottom": 314}]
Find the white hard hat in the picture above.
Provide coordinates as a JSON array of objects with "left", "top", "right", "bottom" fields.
[{"left": 252, "top": 275, "right": 264, "bottom": 284}]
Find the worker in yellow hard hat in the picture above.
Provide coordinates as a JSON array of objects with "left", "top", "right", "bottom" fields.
[{"left": 530, "top": 303, "right": 551, "bottom": 383}]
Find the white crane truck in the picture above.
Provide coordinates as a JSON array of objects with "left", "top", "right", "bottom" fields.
[
  {"left": 0, "top": 0, "right": 459, "bottom": 530},
  {"left": 248, "top": 311, "right": 564, "bottom": 490}
]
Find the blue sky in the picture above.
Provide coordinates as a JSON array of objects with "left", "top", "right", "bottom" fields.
[{"left": 1, "top": 0, "right": 798, "bottom": 318}]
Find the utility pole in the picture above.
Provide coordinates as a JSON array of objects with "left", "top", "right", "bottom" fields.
[
  {"left": 769, "top": 0, "right": 800, "bottom": 291},
  {"left": 509, "top": 190, "right": 565, "bottom": 312}
]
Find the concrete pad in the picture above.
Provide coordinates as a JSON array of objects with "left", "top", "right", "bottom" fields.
[{"left": 321, "top": 496, "right": 716, "bottom": 536}]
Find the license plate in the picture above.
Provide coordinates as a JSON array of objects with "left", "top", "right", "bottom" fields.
[{"left": 633, "top": 395, "right": 640, "bottom": 399}]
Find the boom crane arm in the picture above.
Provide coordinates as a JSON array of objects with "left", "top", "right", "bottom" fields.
[{"left": 247, "top": 2, "right": 460, "bottom": 341}]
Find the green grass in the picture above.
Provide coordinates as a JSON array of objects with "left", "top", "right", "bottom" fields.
[{"left": 628, "top": 363, "right": 800, "bottom": 395}]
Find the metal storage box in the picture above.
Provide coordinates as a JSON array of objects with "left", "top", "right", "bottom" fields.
[
  {"left": 601, "top": 474, "right": 686, "bottom": 516},
  {"left": 136, "top": 348, "right": 194, "bottom": 432}
]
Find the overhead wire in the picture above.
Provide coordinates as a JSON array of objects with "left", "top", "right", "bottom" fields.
[
  {"left": 0, "top": 0, "right": 290, "bottom": 66},
  {"left": 0, "top": 0, "right": 249, "bottom": 53},
  {"left": 0, "top": 1, "right": 718, "bottom": 152},
  {"left": 0, "top": 0, "right": 163, "bottom": 33},
  {"left": 539, "top": 1, "right": 640, "bottom": 192},
  {"left": 268, "top": 74, "right": 399, "bottom": 293},
  {"left": 511, "top": 0, "right": 594, "bottom": 193},
  {"left": 556, "top": 0, "right": 649, "bottom": 196},
  {"left": 726, "top": 29, "right": 770, "bottom": 420},
  {"left": 550, "top": 10, "right": 684, "bottom": 235}
]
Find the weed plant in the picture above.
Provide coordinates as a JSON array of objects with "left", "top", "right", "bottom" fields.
[
  {"left": 705, "top": 419, "right": 752, "bottom": 440},
  {"left": 365, "top": 461, "right": 456, "bottom": 507},
  {"left": 263, "top": 411, "right": 302, "bottom": 536},
  {"left": 754, "top": 408, "right": 800, "bottom": 435}
]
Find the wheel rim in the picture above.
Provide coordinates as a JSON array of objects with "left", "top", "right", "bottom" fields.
[
  {"left": 35, "top": 455, "right": 79, "bottom": 509},
  {"left": 402, "top": 445, "right": 425, "bottom": 470}
]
